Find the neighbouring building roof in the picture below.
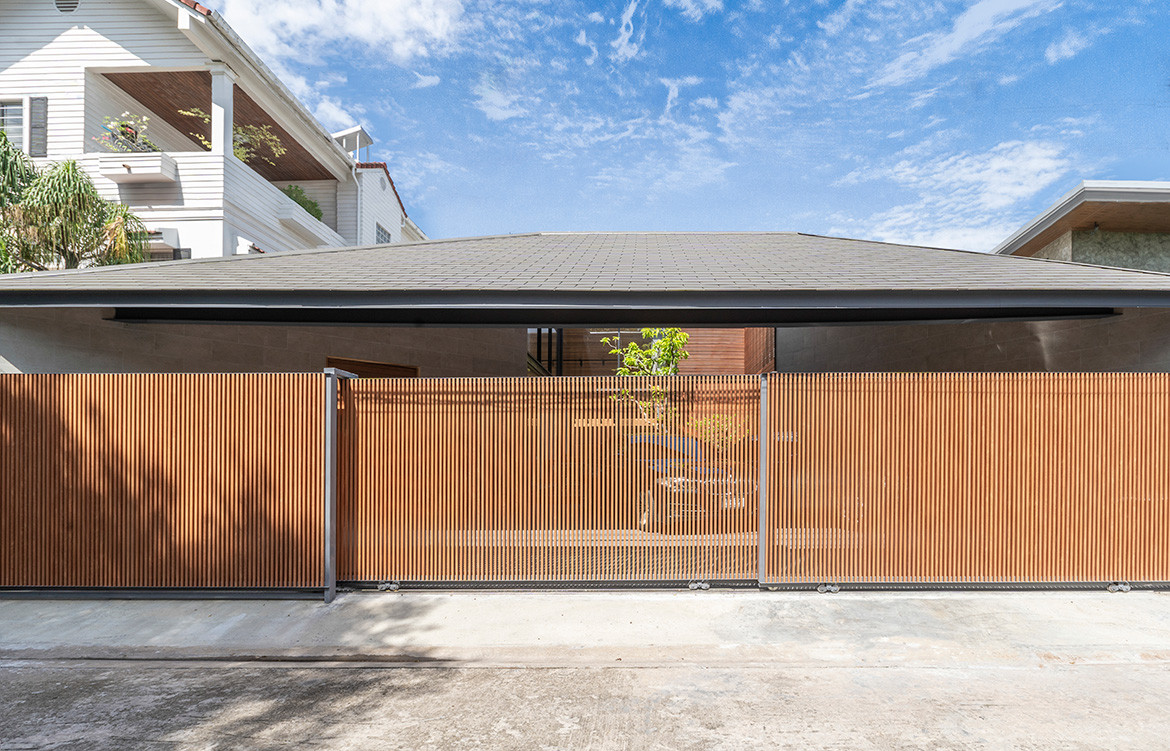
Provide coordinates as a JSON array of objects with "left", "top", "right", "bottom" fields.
[
  {"left": 4, "top": 232, "right": 1170, "bottom": 325},
  {"left": 995, "top": 181, "right": 1170, "bottom": 257},
  {"left": 176, "top": 0, "right": 213, "bottom": 15}
]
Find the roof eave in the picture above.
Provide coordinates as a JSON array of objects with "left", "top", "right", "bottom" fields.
[
  {"left": 162, "top": 0, "right": 358, "bottom": 181},
  {"left": 0, "top": 287, "right": 1163, "bottom": 310},
  {"left": 994, "top": 181, "right": 1170, "bottom": 256}
]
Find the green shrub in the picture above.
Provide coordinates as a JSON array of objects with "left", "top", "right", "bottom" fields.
[{"left": 279, "top": 184, "right": 323, "bottom": 221}]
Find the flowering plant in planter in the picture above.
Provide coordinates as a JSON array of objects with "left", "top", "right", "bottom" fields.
[{"left": 93, "top": 112, "right": 159, "bottom": 153}]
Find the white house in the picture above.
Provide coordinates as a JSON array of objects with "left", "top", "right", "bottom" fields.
[{"left": 0, "top": 0, "right": 425, "bottom": 260}]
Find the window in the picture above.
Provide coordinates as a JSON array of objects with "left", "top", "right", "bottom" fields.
[
  {"left": 0, "top": 101, "right": 22, "bottom": 150},
  {"left": 374, "top": 223, "right": 393, "bottom": 245}
]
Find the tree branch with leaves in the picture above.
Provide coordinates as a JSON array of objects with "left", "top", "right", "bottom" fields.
[{"left": 601, "top": 328, "right": 691, "bottom": 430}]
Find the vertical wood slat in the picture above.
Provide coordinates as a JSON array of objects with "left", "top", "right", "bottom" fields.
[
  {"left": 0, "top": 373, "right": 326, "bottom": 589},
  {"left": 764, "top": 372, "right": 1170, "bottom": 585},
  {"left": 339, "top": 376, "right": 761, "bottom": 583}
]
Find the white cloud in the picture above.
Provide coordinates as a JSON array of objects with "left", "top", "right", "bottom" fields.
[
  {"left": 312, "top": 94, "right": 363, "bottom": 130},
  {"left": 662, "top": 0, "right": 723, "bottom": 23},
  {"left": 586, "top": 11, "right": 606, "bottom": 23},
  {"left": 216, "top": 0, "right": 464, "bottom": 65},
  {"left": 412, "top": 72, "right": 441, "bottom": 88},
  {"left": 386, "top": 150, "right": 464, "bottom": 196},
  {"left": 817, "top": 0, "right": 864, "bottom": 36},
  {"left": 1045, "top": 29, "right": 1091, "bottom": 64},
  {"left": 575, "top": 29, "right": 599, "bottom": 65},
  {"left": 660, "top": 76, "right": 702, "bottom": 116},
  {"left": 833, "top": 139, "right": 1078, "bottom": 250},
  {"left": 472, "top": 79, "right": 527, "bottom": 121},
  {"left": 870, "top": 0, "right": 1060, "bottom": 89},
  {"left": 610, "top": 0, "right": 643, "bottom": 62}
]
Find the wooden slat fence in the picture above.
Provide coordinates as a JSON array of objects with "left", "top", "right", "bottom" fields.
[
  {"left": 4, "top": 371, "right": 1169, "bottom": 592},
  {"left": 0, "top": 373, "right": 326, "bottom": 589},
  {"left": 763, "top": 373, "right": 1170, "bottom": 585},
  {"left": 339, "top": 376, "right": 761, "bottom": 583}
]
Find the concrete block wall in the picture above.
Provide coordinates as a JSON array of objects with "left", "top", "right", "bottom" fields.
[
  {"left": 773, "top": 308, "right": 1170, "bottom": 374},
  {"left": 0, "top": 308, "right": 527, "bottom": 376}
]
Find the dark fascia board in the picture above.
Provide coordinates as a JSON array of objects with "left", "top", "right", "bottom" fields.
[
  {"left": 5, "top": 287, "right": 1170, "bottom": 310},
  {"left": 111, "top": 305, "right": 1117, "bottom": 327}
]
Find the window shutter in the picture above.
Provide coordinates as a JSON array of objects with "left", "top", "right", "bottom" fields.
[{"left": 28, "top": 97, "right": 48, "bottom": 157}]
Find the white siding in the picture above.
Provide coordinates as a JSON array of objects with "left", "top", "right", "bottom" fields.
[
  {"left": 0, "top": 0, "right": 370, "bottom": 258},
  {"left": 0, "top": 0, "right": 208, "bottom": 158},
  {"left": 270, "top": 179, "right": 339, "bottom": 231},
  {"left": 224, "top": 156, "right": 345, "bottom": 255},
  {"left": 79, "top": 151, "right": 224, "bottom": 208},
  {"left": 356, "top": 167, "right": 405, "bottom": 245},
  {"left": 336, "top": 178, "right": 358, "bottom": 244}
]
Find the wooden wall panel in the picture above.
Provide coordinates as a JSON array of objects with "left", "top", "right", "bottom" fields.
[
  {"left": 678, "top": 329, "right": 747, "bottom": 375},
  {"left": 744, "top": 328, "right": 775, "bottom": 374},
  {"left": 764, "top": 372, "right": 1170, "bottom": 584},
  {"left": 339, "top": 376, "right": 761, "bottom": 583},
  {"left": 0, "top": 374, "right": 325, "bottom": 589}
]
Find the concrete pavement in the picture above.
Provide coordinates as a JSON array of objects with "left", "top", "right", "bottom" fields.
[
  {"left": 1, "top": 589, "right": 1169, "bottom": 666},
  {"left": 2, "top": 590, "right": 1170, "bottom": 749}
]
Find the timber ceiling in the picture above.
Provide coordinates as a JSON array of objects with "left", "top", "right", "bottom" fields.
[{"left": 103, "top": 71, "right": 336, "bottom": 182}]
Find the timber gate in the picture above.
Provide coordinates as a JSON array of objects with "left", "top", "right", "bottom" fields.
[{"left": 2, "top": 372, "right": 1169, "bottom": 596}]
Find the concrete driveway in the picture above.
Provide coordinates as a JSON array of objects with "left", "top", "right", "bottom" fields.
[{"left": 1, "top": 590, "right": 1169, "bottom": 749}]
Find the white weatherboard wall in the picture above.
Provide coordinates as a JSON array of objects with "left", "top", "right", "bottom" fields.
[
  {"left": 271, "top": 179, "right": 339, "bottom": 233},
  {"left": 224, "top": 157, "right": 345, "bottom": 252},
  {"left": 357, "top": 167, "right": 404, "bottom": 244},
  {"left": 1, "top": 0, "right": 396, "bottom": 259},
  {"left": 0, "top": 0, "right": 207, "bottom": 158}
]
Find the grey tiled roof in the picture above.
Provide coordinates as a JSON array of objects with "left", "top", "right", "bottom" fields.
[{"left": 4, "top": 232, "right": 1170, "bottom": 303}]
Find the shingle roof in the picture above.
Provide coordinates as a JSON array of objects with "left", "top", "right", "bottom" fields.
[{"left": 4, "top": 233, "right": 1170, "bottom": 321}]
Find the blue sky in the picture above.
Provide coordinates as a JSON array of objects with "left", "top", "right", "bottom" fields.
[{"left": 215, "top": 0, "right": 1170, "bottom": 250}]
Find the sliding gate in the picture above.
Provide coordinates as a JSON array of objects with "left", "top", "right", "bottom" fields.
[
  {"left": 340, "top": 372, "right": 1170, "bottom": 588},
  {"left": 339, "top": 376, "right": 761, "bottom": 583}
]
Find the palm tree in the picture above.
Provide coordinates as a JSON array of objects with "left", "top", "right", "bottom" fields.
[
  {"left": 0, "top": 132, "right": 35, "bottom": 273},
  {"left": 0, "top": 133, "right": 147, "bottom": 271}
]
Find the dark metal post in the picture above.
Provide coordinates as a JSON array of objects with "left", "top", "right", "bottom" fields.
[
  {"left": 556, "top": 328, "right": 564, "bottom": 376},
  {"left": 324, "top": 368, "right": 357, "bottom": 603},
  {"left": 758, "top": 374, "right": 770, "bottom": 586}
]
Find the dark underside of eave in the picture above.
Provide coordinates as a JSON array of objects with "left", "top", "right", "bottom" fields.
[
  {"left": 106, "top": 305, "right": 1119, "bottom": 327},
  {"left": 2, "top": 287, "right": 1162, "bottom": 326}
]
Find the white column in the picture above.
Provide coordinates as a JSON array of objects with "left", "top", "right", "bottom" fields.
[{"left": 209, "top": 65, "right": 235, "bottom": 156}]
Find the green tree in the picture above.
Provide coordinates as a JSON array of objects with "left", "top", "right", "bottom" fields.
[
  {"left": 600, "top": 328, "right": 691, "bottom": 430},
  {"left": 600, "top": 327, "right": 691, "bottom": 375},
  {"left": 0, "top": 135, "right": 147, "bottom": 271}
]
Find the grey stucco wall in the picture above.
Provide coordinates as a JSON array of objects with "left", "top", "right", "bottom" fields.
[
  {"left": 1071, "top": 230, "right": 1170, "bottom": 274},
  {"left": 1030, "top": 229, "right": 1170, "bottom": 273},
  {"left": 0, "top": 308, "right": 527, "bottom": 376},
  {"left": 774, "top": 307, "right": 1170, "bottom": 373},
  {"left": 1032, "top": 232, "right": 1073, "bottom": 262}
]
